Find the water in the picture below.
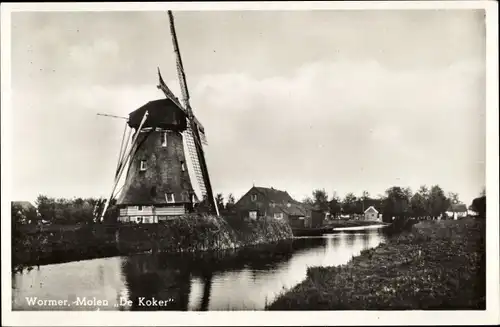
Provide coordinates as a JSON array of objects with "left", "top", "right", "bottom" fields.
[{"left": 12, "top": 228, "right": 387, "bottom": 311}]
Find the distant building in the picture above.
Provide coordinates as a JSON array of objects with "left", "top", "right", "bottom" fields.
[
  {"left": 445, "top": 203, "right": 468, "bottom": 220},
  {"left": 363, "top": 206, "right": 382, "bottom": 221},
  {"left": 234, "top": 186, "right": 311, "bottom": 228}
]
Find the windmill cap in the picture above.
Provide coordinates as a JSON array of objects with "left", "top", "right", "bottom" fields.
[{"left": 128, "top": 99, "right": 187, "bottom": 130}]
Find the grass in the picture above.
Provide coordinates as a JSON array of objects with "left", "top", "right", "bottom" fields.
[{"left": 267, "top": 217, "right": 485, "bottom": 310}]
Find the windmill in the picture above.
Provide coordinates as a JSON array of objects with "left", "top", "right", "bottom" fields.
[{"left": 96, "top": 10, "right": 219, "bottom": 223}]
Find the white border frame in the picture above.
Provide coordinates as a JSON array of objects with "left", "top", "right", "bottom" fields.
[{"left": 1, "top": 1, "right": 499, "bottom": 326}]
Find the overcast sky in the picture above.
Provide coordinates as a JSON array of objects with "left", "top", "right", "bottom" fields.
[{"left": 10, "top": 9, "right": 486, "bottom": 205}]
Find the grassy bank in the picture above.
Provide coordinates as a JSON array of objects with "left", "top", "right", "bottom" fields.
[
  {"left": 117, "top": 214, "right": 293, "bottom": 253},
  {"left": 12, "top": 214, "right": 293, "bottom": 271},
  {"left": 12, "top": 224, "right": 119, "bottom": 271},
  {"left": 267, "top": 218, "right": 485, "bottom": 310}
]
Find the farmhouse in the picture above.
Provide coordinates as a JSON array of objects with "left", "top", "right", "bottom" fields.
[{"left": 234, "top": 186, "right": 311, "bottom": 228}]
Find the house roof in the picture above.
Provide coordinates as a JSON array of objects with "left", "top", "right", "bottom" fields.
[
  {"left": 253, "top": 187, "right": 295, "bottom": 204},
  {"left": 240, "top": 186, "right": 309, "bottom": 217},
  {"left": 364, "top": 206, "right": 379, "bottom": 214},
  {"left": 280, "top": 202, "right": 308, "bottom": 216},
  {"left": 447, "top": 203, "right": 467, "bottom": 212},
  {"left": 12, "top": 201, "right": 36, "bottom": 211}
]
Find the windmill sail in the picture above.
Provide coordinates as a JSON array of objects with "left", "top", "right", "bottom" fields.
[
  {"left": 197, "top": 124, "right": 208, "bottom": 145},
  {"left": 167, "top": 10, "right": 218, "bottom": 214},
  {"left": 157, "top": 68, "right": 183, "bottom": 109}
]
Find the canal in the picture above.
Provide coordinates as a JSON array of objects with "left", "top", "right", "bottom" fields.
[{"left": 12, "top": 227, "right": 387, "bottom": 311}]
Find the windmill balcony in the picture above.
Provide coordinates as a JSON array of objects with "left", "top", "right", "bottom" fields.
[{"left": 118, "top": 205, "right": 188, "bottom": 223}]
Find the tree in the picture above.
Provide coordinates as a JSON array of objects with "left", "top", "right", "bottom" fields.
[
  {"left": 410, "top": 192, "right": 427, "bottom": 218},
  {"left": 54, "top": 198, "right": 71, "bottom": 224},
  {"left": 35, "top": 194, "right": 55, "bottom": 223},
  {"left": 428, "top": 185, "right": 450, "bottom": 219},
  {"left": 225, "top": 193, "right": 236, "bottom": 212},
  {"left": 409, "top": 185, "right": 432, "bottom": 219},
  {"left": 11, "top": 203, "right": 27, "bottom": 225},
  {"left": 480, "top": 187, "right": 486, "bottom": 197},
  {"left": 382, "top": 186, "right": 411, "bottom": 222},
  {"left": 415, "top": 185, "right": 431, "bottom": 218},
  {"left": 418, "top": 185, "right": 429, "bottom": 196},
  {"left": 215, "top": 193, "right": 225, "bottom": 211},
  {"left": 302, "top": 197, "right": 314, "bottom": 206},
  {"left": 471, "top": 195, "right": 486, "bottom": 218},
  {"left": 360, "top": 190, "right": 370, "bottom": 212},
  {"left": 328, "top": 191, "right": 342, "bottom": 218},
  {"left": 448, "top": 192, "right": 460, "bottom": 204},
  {"left": 403, "top": 187, "right": 413, "bottom": 200},
  {"left": 312, "top": 189, "right": 329, "bottom": 211},
  {"left": 342, "top": 193, "right": 358, "bottom": 215}
]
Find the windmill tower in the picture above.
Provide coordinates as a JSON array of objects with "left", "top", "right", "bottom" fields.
[{"left": 97, "top": 11, "right": 219, "bottom": 223}]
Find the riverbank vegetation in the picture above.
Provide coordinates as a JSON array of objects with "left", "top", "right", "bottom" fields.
[
  {"left": 12, "top": 223, "right": 119, "bottom": 272},
  {"left": 267, "top": 217, "right": 485, "bottom": 310},
  {"left": 118, "top": 213, "right": 293, "bottom": 253},
  {"left": 12, "top": 213, "right": 293, "bottom": 271}
]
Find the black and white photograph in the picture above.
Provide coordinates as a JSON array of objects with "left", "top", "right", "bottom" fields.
[{"left": 1, "top": 1, "right": 498, "bottom": 326}]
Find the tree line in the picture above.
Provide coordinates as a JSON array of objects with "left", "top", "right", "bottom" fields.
[
  {"left": 12, "top": 186, "right": 486, "bottom": 226},
  {"left": 11, "top": 195, "right": 117, "bottom": 226},
  {"left": 302, "top": 185, "right": 486, "bottom": 223}
]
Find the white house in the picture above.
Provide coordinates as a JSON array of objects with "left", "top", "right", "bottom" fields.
[
  {"left": 445, "top": 203, "right": 468, "bottom": 220},
  {"left": 363, "top": 206, "right": 382, "bottom": 221}
]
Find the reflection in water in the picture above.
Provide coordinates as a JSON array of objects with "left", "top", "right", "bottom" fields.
[
  {"left": 12, "top": 257, "right": 129, "bottom": 311},
  {"left": 13, "top": 230, "right": 386, "bottom": 311},
  {"left": 199, "top": 272, "right": 213, "bottom": 311},
  {"left": 122, "top": 254, "right": 191, "bottom": 310}
]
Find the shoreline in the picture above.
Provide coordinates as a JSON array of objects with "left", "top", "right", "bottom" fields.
[
  {"left": 331, "top": 224, "right": 388, "bottom": 231},
  {"left": 292, "top": 220, "right": 389, "bottom": 236},
  {"left": 267, "top": 217, "right": 485, "bottom": 310},
  {"left": 12, "top": 214, "right": 294, "bottom": 271}
]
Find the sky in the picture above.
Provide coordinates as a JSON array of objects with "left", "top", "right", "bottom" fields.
[{"left": 9, "top": 9, "right": 486, "bottom": 205}]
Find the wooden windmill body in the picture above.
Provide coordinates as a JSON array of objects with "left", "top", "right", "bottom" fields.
[{"left": 98, "top": 11, "right": 219, "bottom": 223}]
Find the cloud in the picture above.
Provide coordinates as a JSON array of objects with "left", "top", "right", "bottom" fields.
[
  {"left": 187, "top": 60, "right": 485, "bottom": 201},
  {"left": 68, "top": 38, "right": 120, "bottom": 70},
  {"left": 11, "top": 57, "right": 485, "bottom": 205}
]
